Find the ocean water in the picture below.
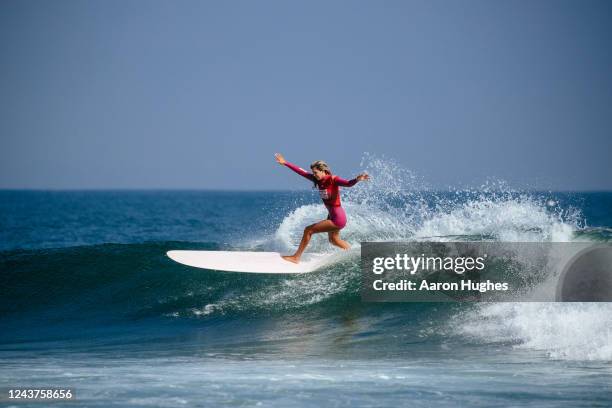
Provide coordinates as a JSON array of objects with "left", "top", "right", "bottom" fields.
[{"left": 2, "top": 163, "right": 612, "bottom": 406}]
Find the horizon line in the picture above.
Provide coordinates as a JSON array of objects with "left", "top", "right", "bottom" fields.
[{"left": 1, "top": 187, "right": 611, "bottom": 193}]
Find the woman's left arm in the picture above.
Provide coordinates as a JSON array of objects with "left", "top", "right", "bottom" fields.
[{"left": 335, "top": 173, "right": 369, "bottom": 187}]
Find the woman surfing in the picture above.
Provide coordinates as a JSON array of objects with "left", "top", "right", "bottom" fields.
[{"left": 275, "top": 153, "right": 370, "bottom": 264}]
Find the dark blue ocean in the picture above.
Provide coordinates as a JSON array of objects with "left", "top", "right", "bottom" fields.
[{"left": 1, "top": 182, "right": 612, "bottom": 406}]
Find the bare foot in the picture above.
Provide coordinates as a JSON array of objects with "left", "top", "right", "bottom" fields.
[{"left": 281, "top": 255, "right": 300, "bottom": 264}]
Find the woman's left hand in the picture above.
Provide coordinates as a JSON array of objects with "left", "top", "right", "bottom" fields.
[
  {"left": 274, "top": 153, "right": 286, "bottom": 165},
  {"left": 356, "top": 172, "right": 370, "bottom": 182}
]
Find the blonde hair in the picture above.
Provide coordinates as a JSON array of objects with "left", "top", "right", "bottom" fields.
[{"left": 310, "top": 160, "right": 332, "bottom": 187}]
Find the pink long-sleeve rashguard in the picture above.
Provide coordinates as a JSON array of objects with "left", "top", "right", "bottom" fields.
[{"left": 284, "top": 161, "right": 358, "bottom": 229}]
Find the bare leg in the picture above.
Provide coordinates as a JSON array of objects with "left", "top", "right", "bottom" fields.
[
  {"left": 328, "top": 230, "right": 351, "bottom": 250},
  {"left": 282, "top": 220, "right": 339, "bottom": 264}
]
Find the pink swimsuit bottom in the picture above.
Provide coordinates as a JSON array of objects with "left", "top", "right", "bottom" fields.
[{"left": 326, "top": 205, "right": 347, "bottom": 229}]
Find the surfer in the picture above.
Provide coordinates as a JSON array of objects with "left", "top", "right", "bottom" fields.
[{"left": 275, "top": 153, "right": 369, "bottom": 264}]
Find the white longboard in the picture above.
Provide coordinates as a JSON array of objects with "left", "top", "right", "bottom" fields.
[{"left": 167, "top": 250, "right": 337, "bottom": 274}]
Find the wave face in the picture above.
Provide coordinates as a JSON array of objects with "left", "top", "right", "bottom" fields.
[{"left": 1, "top": 157, "right": 611, "bottom": 361}]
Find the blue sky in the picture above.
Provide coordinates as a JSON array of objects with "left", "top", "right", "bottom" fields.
[{"left": 1, "top": 0, "right": 611, "bottom": 190}]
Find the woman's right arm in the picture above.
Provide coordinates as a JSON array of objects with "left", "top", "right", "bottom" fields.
[
  {"left": 285, "top": 162, "right": 316, "bottom": 181},
  {"left": 275, "top": 153, "right": 315, "bottom": 181}
]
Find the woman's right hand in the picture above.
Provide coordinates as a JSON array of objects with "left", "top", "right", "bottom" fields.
[{"left": 274, "top": 153, "right": 286, "bottom": 165}]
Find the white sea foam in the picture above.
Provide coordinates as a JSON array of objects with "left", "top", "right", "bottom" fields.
[
  {"left": 453, "top": 303, "right": 612, "bottom": 361},
  {"left": 414, "top": 199, "right": 576, "bottom": 242}
]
